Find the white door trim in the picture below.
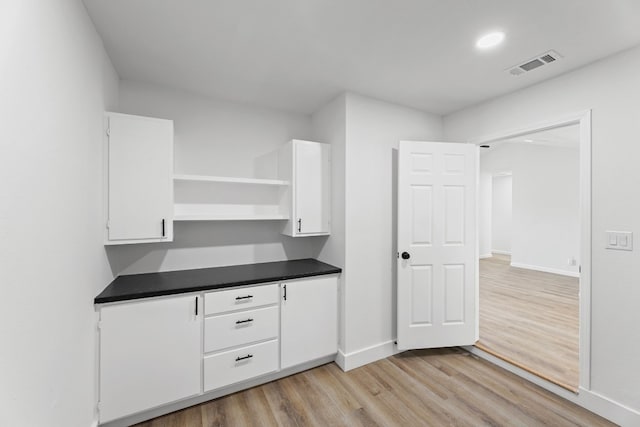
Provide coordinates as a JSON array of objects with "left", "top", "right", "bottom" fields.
[{"left": 469, "top": 110, "right": 592, "bottom": 391}]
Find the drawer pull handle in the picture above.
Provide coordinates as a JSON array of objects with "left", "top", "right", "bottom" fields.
[
  {"left": 235, "top": 318, "right": 254, "bottom": 325},
  {"left": 235, "top": 354, "right": 253, "bottom": 362},
  {"left": 235, "top": 295, "right": 253, "bottom": 301}
]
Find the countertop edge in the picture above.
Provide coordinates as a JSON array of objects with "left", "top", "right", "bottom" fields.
[{"left": 94, "top": 267, "right": 341, "bottom": 305}]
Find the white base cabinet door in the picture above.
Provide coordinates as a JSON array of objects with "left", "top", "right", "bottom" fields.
[
  {"left": 280, "top": 276, "right": 338, "bottom": 370},
  {"left": 99, "top": 295, "right": 201, "bottom": 423}
]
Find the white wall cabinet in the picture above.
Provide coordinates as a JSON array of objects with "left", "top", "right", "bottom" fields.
[
  {"left": 280, "top": 276, "right": 338, "bottom": 369},
  {"left": 279, "top": 140, "right": 331, "bottom": 236},
  {"left": 105, "top": 112, "right": 174, "bottom": 244},
  {"left": 98, "top": 295, "right": 201, "bottom": 423}
]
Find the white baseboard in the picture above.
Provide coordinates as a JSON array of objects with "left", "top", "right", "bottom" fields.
[
  {"left": 336, "top": 340, "right": 398, "bottom": 372},
  {"left": 491, "top": 249, "right": 511, "bottom": 255},
  {"left": 465, "top": 346, "right": 640, "bottom": 426},
  {"left": 479, "top": 253, "right": 493, "bottom": 259},
  {"left": 510, "top": 261, "right": 580, "bottom": 278}
]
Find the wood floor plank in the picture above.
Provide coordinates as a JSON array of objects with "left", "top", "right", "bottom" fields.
[
  {"left": 478, "top": 254, "right": 579, "bottom": 390},
  {"left": 134, "top": 349, "right": 611, "bottom": 427}
]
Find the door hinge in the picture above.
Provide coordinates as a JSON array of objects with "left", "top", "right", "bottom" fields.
[
  {"left": 579, "top": 265, "right": 582, "bottom": 273},
  {"left": 396, "top": 252, "right": 399, "bottom": 259},
  {"left": 105, "top": 126, "right": 110, "bottom": 137},
  {"left": 105, "top": 220, "right": 110, "bottom": 229}
]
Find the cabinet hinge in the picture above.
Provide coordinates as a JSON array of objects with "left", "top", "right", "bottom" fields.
[
  {"left": 106, "top": 126, "right": 110, "bottom": 137},
  {"left": 106, "top": 220, "right": 110, "bottom": 229},
  {"left": 396, "top": 252, "right": 400, "bottom": 259}
]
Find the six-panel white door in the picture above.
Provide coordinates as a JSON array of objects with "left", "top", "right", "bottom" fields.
[{"left": 397, "top": 141, "right": 478, "bottom": 350}]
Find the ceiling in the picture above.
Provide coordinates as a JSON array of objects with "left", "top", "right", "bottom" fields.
[{"left": 83, "top": 0, "right": 640, "bottom": 115}]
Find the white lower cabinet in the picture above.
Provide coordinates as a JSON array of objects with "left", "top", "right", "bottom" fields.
[
  {"left": 98, "top": 275, "right": 338, "bottom": 424},
  {"left": 202, "top": 283, "right": 280, "bottom": 392},
  {"left": 98, "top": 295, "right": 201, "bottom": 423},
  {"left": 281, "top": 276, "right": 338, "bottom": 369}
]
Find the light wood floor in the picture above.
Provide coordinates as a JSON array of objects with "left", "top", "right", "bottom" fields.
[
  {"left": 135, "top": 348, "right": 610, "bottom": 427},
  {"left": 478, "top": 254, "right": 579, "bottom": 391}
]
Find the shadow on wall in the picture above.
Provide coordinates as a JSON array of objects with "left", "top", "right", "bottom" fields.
[{"left": 104, "top": 221, "right": 328, "bottom": 277}]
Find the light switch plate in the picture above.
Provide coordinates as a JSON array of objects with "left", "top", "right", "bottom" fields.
[{"left": 606, "top": 231, "right": 633, "bottom": 251}]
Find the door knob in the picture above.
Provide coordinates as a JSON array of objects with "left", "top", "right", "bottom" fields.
[{"left": 401, "top": 252, "right": 410, "bottom": 260}]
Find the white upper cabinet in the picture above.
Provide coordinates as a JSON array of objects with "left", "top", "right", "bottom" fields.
[
  {"left": 105, "top": 112, "right": 174, "bottom": 244},
  {"left": 279, "top": 140, "right": 331, "bottom": 236}
]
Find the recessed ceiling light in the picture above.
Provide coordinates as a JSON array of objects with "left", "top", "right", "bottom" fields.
[
  {"left": 476, "top": 31, "right": 505, "bottom": 49},
  {"left": 524, "top": 139, "right": 533, "bottom": 142}
]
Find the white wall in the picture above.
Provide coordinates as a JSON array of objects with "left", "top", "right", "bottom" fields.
[
  {"left": 478, "top": 172, "right": 493, "bottom": 258},
  {"left": 513, "top": 145, "right": 578, "bottom": 275},
  {"left": 107, "top": 81, "right": 326, "bottom": 276},
  {"left": 312, "top": 94, "right": 347, "bottom": 349},
  {"left": 481, "top": 143, "right": 580, "bottom": 275},
  {"left": 0, "top": 1, "right": 118, "bottom": 426},
  {"left": 491, "top": 174, "right": 513, "bottom": 254},
  {"left": 342, "top": 93, "right": 443, "bottom": 361},
  {"left": 444, "top": 45, "right": 640, "bottom": 419}
]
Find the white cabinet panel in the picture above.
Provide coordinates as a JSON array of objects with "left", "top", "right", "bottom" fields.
[
  {"left": 280, "top": 276, "right": 338, "bottom": 369},
  {"left": 99, "top": 295, "right": 201, "bottom": 423},
  {"left": 280, "top": 140, "right": 331, "bottom": 236},
  {"left": 203, "top": 339, "right": 279, "bottom": 392},
  {"left": 106, "top": 112, "right": 173, "bottom": 244},
  {"left": 204, "top": 305, "right": 279, "bottom": 353},
  {"left": 204, "top": 284, "right": 279, "bottom": 315}
]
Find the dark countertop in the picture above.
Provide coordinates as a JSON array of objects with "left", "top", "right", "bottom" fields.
[{"left": 95, "top": 258, "right": 341, "bottom": 304}]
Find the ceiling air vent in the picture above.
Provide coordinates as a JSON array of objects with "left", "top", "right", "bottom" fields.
[{"left": 506, "top": 50, "right": 562, "bottom": 76}]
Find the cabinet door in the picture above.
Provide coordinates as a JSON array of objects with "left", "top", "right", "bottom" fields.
[
  {"left": 280, "top": 276, "right": 338, "bottom": 370},
  {"left": 294, "top": 141, "right": 330, "bottom": 235},
  {"left": 99, "top": 295, "right": 201, "bottom": 423},
  {"left": 107, "top": 113, "right": 173, "bottom": 243}
]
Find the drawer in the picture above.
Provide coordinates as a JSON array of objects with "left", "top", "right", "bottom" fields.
[
  {"left": 204, "top": 306, "right": 278, "bottom": 353},
  {"left": 205, "top": 283, "right": 279, "bottom": 315},
  {"left": 203, "top": 339, "right": 279, "bottom": 392}
]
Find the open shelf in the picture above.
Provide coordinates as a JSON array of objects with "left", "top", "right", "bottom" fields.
[
  {"left": 174, "top": 214, "right": 288, "bottom": 221},
  {"left": 173, "top": 173, "right": 288, "bottom": 222},
  {"left": 173, "top": 174, "right": 289, "bottom": 186},
  {"left": 173, "top": 203, "right": 288, "bottom": 222}
]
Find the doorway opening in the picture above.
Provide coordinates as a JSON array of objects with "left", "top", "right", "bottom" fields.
[{"left": 475, "top": 123, "right": 583, "bottom": 392}]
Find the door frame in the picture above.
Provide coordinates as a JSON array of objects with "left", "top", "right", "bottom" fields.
[{"left": 466, "top": 110, "right": 592, "bottom": 392}]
